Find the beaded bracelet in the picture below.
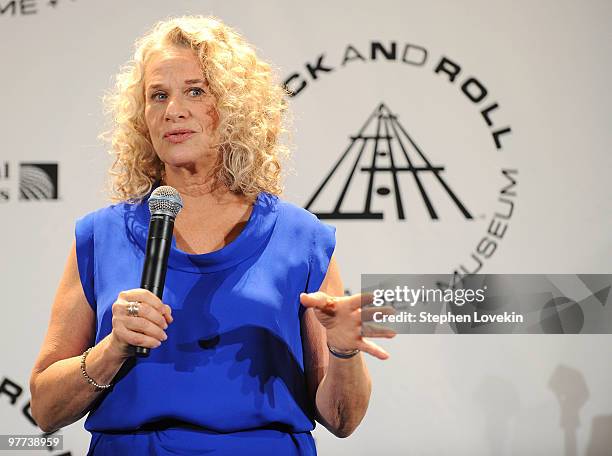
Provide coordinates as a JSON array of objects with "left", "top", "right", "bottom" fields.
[
  {"left": 327, "top": 343, "right": 360, "bottom": 359},
  {"left": 80, "top": 347, "right": 112, "bottom": 390}
]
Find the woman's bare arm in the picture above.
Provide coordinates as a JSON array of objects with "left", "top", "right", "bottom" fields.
[
  {"left": 301, "top": 256, "right": 373, "bottom": 438},
  {"left": 29, "top": 241, "right": 128, "bottom": 432}
]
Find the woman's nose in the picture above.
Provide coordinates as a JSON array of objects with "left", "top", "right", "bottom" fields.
[{"left": 165, "top": 97, "right": 188, "bottom": 121}]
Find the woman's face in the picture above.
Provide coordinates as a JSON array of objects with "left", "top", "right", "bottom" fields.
[{"left": 144, "top": 45, "right": 219, "bottom": 171}]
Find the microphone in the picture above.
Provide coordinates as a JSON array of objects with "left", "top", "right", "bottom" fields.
[{"left": 134, "top": 185, "right": 183, "bottom": 357}]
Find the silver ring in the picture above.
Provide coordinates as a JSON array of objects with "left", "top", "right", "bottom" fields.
[{"left": 127, "top": 301, "right": 140, "bottom": 317}]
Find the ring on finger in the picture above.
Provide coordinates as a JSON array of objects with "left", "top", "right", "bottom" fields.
[{"left": 127, "top": 301, "right": 140, "bottom": 317}]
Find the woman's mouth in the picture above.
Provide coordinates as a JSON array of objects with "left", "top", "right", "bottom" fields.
[{"left": 164, "top": 131, "right": 195, "bottom": 144}]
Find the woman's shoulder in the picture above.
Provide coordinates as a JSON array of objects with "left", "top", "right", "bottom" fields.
[
  {"left": 271, "top": 193, "right": 336, "bottom": 244},
  {"left": 273, "top": 193, "right": 330, "bottom": 226},
  {"left": 75, "top": 200, "right": 142, "bottom": 230}
]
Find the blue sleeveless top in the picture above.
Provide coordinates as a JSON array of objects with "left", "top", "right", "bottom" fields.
[{"left": 75, "top": 190, "right": 336, "bottom": 455}]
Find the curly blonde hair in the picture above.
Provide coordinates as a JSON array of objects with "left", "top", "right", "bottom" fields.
[{"left": 100, "top": 15, "right": 289, "bottom": 202}]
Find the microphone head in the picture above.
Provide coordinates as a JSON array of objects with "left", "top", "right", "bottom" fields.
[{"left": 148, "top": 185, "right": 183, "bottom": 218}]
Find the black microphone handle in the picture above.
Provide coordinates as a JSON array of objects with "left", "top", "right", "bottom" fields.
[{"left": 134, "top": 214, "right": 175, "bottom": 358}]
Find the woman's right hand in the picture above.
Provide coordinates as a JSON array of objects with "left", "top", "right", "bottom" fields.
[{"left": 109, "top": 289, "right": 173, "bottom": 358}]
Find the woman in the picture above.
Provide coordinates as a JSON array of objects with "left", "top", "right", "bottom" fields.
[{"left": 29, "top": 15, "right": 394, "bottom": 455}]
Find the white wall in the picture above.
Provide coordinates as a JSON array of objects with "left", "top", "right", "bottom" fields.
[{"left": 1, "top": 1, "right": 610, "bottom": 454}]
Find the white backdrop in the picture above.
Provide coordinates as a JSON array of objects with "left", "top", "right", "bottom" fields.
[{"left": 1, "top": 1, "right": 611, "bottom": 455}]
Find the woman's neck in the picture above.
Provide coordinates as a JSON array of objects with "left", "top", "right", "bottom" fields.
[{"left": 161, "top": 165, "right": 252, "bottom": 220}]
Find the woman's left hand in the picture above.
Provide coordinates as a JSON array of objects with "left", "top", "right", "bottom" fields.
[{"left": 300, "top": 291, "right": 396, "bottom": 360}]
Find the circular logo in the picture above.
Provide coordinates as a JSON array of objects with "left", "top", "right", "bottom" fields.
[{"left": 285, "top": 41, "right": 518, "bottom": 280}]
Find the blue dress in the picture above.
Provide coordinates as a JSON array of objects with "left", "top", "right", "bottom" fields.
[{"left": 75, "top": 189, "right": 336, "bottom": 455}]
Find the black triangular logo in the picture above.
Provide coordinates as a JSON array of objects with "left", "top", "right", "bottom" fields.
[{"left": 305, "top": 103, "right": 472, "bottom": 220}]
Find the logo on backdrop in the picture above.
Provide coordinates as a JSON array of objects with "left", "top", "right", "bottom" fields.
[
  {"left": 305, "top": 103, "right": 472, "bottom": 221},
  {"left": 0, "top": 0, "right": 77, "bottom": 17},
  {"left": 0, "top": 162, "right": 59, "bottom": 202},
  {"left": 19, "top": 163, "right": 59, "bottom": 200},
  {"left": 284, "top": 41, "right": 518, "bottom": 279}
]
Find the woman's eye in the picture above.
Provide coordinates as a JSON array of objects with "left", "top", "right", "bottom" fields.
[
  {"left": 188, "top": 87, "right": 204, "bottom": 97},
  {"left": 149, "top": 88, "right": 203, "bottom": 101}
]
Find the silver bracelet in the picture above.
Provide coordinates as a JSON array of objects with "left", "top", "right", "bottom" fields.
[
  {"left": 327, "top": 343, "right": 360, "bottom": 359},
  {"left": 80, "top": 347, "right": 112, "bottom": 390}
]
